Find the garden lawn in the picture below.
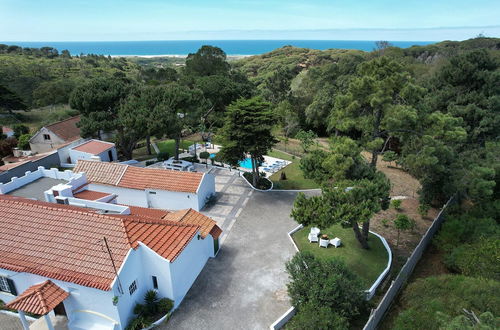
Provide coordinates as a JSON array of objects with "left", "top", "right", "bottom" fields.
[
  {"left": 157, "top": 139, "right": 194, "bottom": 155},
  {"left": 267, "top": 150, "right": 319, "bottom": 190},
  {"left": 293, "top": 224, "right": 389, "bottom": 287}
]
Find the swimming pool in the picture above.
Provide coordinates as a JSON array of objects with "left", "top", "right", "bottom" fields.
[
  {"left": 209, "top": 153, "right": 216, "bottom": 159},
  {"left": 239, "top": 158, "right": 253, "bottom": 169}
]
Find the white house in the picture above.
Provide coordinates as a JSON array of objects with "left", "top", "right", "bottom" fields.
[
  {"left": 73, "top": 160, "right": 215, "bottom": 211},
  {"left": 29, "top": 116, "right": 83, "bottom": 153},
  {"left": 0, "top": 194, "right": 222, "bottom": 330},
  {"left": 69, "top": 139, "right": 118, "bottom": 164}
]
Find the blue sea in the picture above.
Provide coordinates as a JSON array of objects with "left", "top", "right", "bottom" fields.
[{"left": 2, "top": 40, "right": 433, "bottom": 56}]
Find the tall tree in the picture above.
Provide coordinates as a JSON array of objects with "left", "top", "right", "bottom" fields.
[
  {"left": 70, "top": 77, "right": 131, "bottom": 139},
  {"left": 0, "top": 85, "right": 27, "bottom": 115},
  {"left": 218, "top": 97, "right": 277, "bottom": 186},
  {"left": 184, "top": 45, "right": 230, "bottom": 77},
  {"left": 329, "top": 57, "right": 423, "bottom": 167}
]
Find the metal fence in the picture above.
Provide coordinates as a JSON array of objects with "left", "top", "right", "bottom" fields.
[{"left": 363, "top": 195, "right": 456, "bottom": 330}]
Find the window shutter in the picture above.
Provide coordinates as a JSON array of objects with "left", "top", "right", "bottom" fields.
[{"left": 6, "top": 278, "right": 17, "bottom": 296}]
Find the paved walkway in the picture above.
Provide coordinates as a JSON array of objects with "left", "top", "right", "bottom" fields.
[
  {"left": 162, "top": 190, "right": 301, "bottom": 330},
  {"left": 201, "top": 168, "right": 253, "bottom": 245},
  {"left": 0, "top": 311, "right": 33, "bottom": 330}
]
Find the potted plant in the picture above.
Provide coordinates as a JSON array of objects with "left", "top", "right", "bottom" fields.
[{"left": 112, "top": 296, "right": 119, "bottom": 306}]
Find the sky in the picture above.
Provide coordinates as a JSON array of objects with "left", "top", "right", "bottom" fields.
[{"left": 1, "top": 0, "right": 499, "bottom": 41}]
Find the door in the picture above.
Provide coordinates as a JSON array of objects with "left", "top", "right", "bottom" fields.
[
  {"left": 108, "top": 150, "right": 113, "bottom": 161},
  {"left": 53, "top": 302, "right": 67, "bottom": 316}
]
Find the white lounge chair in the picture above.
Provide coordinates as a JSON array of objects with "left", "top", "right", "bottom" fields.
[
  {"left": 330, "top": 237, "right": 341, "bottom": 248},
  {"left": 308, "top": 233, "right": 319, "bottom": 243}
]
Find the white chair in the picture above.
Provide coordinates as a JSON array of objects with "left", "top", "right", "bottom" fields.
[
  {"left": 330, "top": 237, "right": 341, "bottom": 248},
  {"left": 310, "top": 227, "right": 320, "bottom": 236},
  {"left": 319, "top": 238, "right": 329, "bottom": 248},
  {"left": 308, "top": 233, "right": 319, "bottom": 243}
]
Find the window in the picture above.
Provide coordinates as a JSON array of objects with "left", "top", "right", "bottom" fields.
[
  {"left": 0, "top": 276, "right": 16, "bottom": 295},
  {"left": 129, "top": 280, "right": 137, "bottom": 295},
  {"left": 43, "top": 134, "right": 51, "bottom": 140},
  {"left": 149, "top": 191, "right": 156, "bottom": 195},
  {"left": 152, "top": 276, "right": 158, "bottom": 290}
]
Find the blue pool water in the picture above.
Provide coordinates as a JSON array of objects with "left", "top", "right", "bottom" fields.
[
  {"left": 239, "top": 158, "right": 253, "bottom": 169},
  {"left": 209, "top": 153, "right": 216, "bottom": 159}
]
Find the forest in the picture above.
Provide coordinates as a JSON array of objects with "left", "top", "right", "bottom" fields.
[{"left": 0, "top": 37, "right": 499, "bottom": 329}]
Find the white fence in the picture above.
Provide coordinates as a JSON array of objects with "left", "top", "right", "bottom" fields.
[{"left": 363, "top": 196, "right": 456, "bottom": 330}]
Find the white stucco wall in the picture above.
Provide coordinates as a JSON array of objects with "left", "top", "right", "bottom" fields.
[
  {"left": 57, "top": 139, "right": 86, "bottom": 165},
  {"left": 0, "top": 268, "right": 120, "bottom": 329},
  {"left": 69, "top": 147, "right": 117, "bottom": 164},
  {"left": 169, "top": 232, "right": 214, "bottom": 306},
  {"left": 196, "top": 173, "right": 216, "bottom": 210},
  {"left": 145, "top": 189, "right": 200, "bottom": 210},
  {"left": 88, "top": 184, "right": 149, "bottom": 207}
]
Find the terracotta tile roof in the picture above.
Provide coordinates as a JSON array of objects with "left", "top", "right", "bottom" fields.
[
  {"left": 5, "top": 280, "right": 69, "bottom": 315},
  {"left": 73, "top": 190, "right": 112, "bottom": 200},
  {"left": 0, "top": 195, "right": 200, "bottom": 290},
  {"left": 72, "top": 140, "right": 114, "bottom": 155},
  {"left": 123, "top": 205, "right": 221, "bottom": 239},
  {"left": 126, "top": 205, "right": 170, "bottom": 219},
  {"left": 45, "top": 116, "right": 81, "bottom": 141},
  {"left": 0, "top": 160, "right": 30, "bottom": 171},
  {"left": 163, "top": 209, "right": 222, "bottom": 239},
  {"left": 74, "top": 160, "right": 204, "bottom": 193},
  {"left": 2, "top": 126, "right": 13, "bottom": 134},
  {"left": 74, "top": 160, "right": 127, "bottom": 186}
]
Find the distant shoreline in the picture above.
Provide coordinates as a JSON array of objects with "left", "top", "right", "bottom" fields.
[{"left": 110, "top": 54, "right": 254, "bottom": 59}]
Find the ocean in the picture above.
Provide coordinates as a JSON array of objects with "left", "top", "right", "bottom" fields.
[{"left": 2, "top": 40, "right": 433, "bottom": 56}]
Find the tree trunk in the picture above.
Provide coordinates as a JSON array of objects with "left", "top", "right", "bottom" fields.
[
  {"left": 174, "top": 136, "right": 180, "bottom": 160},
  {"left": 352, "top": 221, "right": 369, "bottom": 249},
  {"left": 370, "top": 108, "right": 383, "bottom": 168},
  {"left": 146, "top": 135, "right": 151, "bottom": 155},
  {"left": 362, "top": 220, "right": 370, "bottom": 241},
  {"left": 252, "top": 157, "right": 258, "bottom": 187}
]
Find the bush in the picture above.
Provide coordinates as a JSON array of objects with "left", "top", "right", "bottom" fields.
[
  {"left": 180, "top": 155, "right": 199, "bottom": 163},
  {"left": 17, "top": 133, "right": 31, "bottom": 150},
  {"left": 418, "top": 203, "right": 430, "bottom": 218},
  {"left": 287, "top": 301, "right": 349, "bottom": 330},
  {"left": 126, "top": 315, "right": 152, "bottom": 330},
  {"left": 445, "top": 237, "right": 500, "bottom": 281},
  {"left": 391, "top": 199, "right": 402, "bottom": 210},
  {"left": 393, "top": 275, "right": 500, "bottom": 330},
  {"left": 144, "top": 290, "right": 159, "bottom": 315},
  {"left": 280, "top": 171, "right": 287, "bottom": 180},
  {"left": 12, "top": 124, "right": 29, "bottom": 139},
  {"left": 145, "top": 160, "right": 156, "bottom": 166},
  {"left": 286, "top": 252, "right": 365, "bottom": 321},
  {"left": 157, "top": 152, "right": 169, "bottom": 162},
  {"left": 158, "top": 298, "right": 174, "bottom": 314},
  {"left": 242, "top": 172, "right": 272, "bottom": 190},
  {"left": 199, "top": 151, "right": 210, "bottom": 162}
]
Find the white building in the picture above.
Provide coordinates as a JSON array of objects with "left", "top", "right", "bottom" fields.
[
  {"left": 0, "top": 194, "right": 222, "bottom": 330},
  {"left": 69, "top": 139, "right": 117, "bottom": 164},
  {"left": 29, "top": 116, "right": 82, "bottom": 153},
  {"left": 74, "top": 160, "right": 215, "bottom": 211}
]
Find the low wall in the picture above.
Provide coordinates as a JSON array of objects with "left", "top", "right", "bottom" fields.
[{"left": 363, "top": 196, "right": 456, "bottom": 330}]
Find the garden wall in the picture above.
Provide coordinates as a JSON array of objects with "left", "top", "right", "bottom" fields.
[{"left": 363, "top": 196, "right": 456, "bottom": 330}]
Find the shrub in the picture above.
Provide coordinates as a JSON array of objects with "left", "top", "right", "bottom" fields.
[
  {"left": 393, "top": 275, "right": 500, "bottom": 330},
  {"left": 280, "top": 171, "right": 287, "bottom": 180},
  {"left": 199, "top": 151, "right": 210, "bottom": 162},
  {"left": 381, "top": 218, "right": 389, "bottom": 227},
  {"left": 242, "top": 172, "right": 272, "bottom": 190},
  {"left": 145, "top": 160, "right": 156, "bottom": 166},
  {"left": 286, "top": 252, "right": 365, "bottom": 321},
  {"left": 17, "top": 133, "right": 31, "bottom": 150},
  {"left": 126, "top": 315, "right": 152, "bottom": 330},
  {"left": 144, "top": 290, "right": 159, "bottom": 315},
  {"left": 12, "top": 124, "right": 29, "bottom": 139},
  {"left": 437, "top": 311, "right": 498, "bottom": 330},
  {"left": 287, "top": 302, "right": 349, "bottom": 330},
  {"left": 391, "top": 199, "right": 402, "bottom": 210},
  {"left": 157, "top": 151, "right": 169, "bottom": 162},
  {"left": 418, "top": 203, "right": 430, "bottom": 218},
  {"left": 180, "top": 155, "right": 199, "bottom": 163},
  {"left": 445, "top": 237, "right": 500, "bottom": 281},
  {"left": 394, "top": 214, "right": 416, "bottom": 246},
  {"left": 158, "top": 298, "right": 174, "bottom": 314}
]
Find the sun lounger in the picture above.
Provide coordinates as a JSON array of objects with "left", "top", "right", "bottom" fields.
[
  {"left": 330, "top": 237, "right": 341, "bottom": 248},
  {"left": 308, "top": 233, "right": 319, "bottom": 243}
]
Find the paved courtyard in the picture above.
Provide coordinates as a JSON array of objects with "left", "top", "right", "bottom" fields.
[
  {"left": 162, "top": 190, "right": 302, "bottom": 330},
  {"left": 201, "top": 167, "right": 254, "bottom": 244}
]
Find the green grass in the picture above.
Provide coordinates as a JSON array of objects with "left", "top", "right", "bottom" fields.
[
  {"left": 156, "top": 139, "right": 194, "bottom": 155},
  {"left": 292, "top": 224, "right": 389, "bottom": 287},
  {"left": 267, "top": 149, "right": 319, "bottom": 190}
]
